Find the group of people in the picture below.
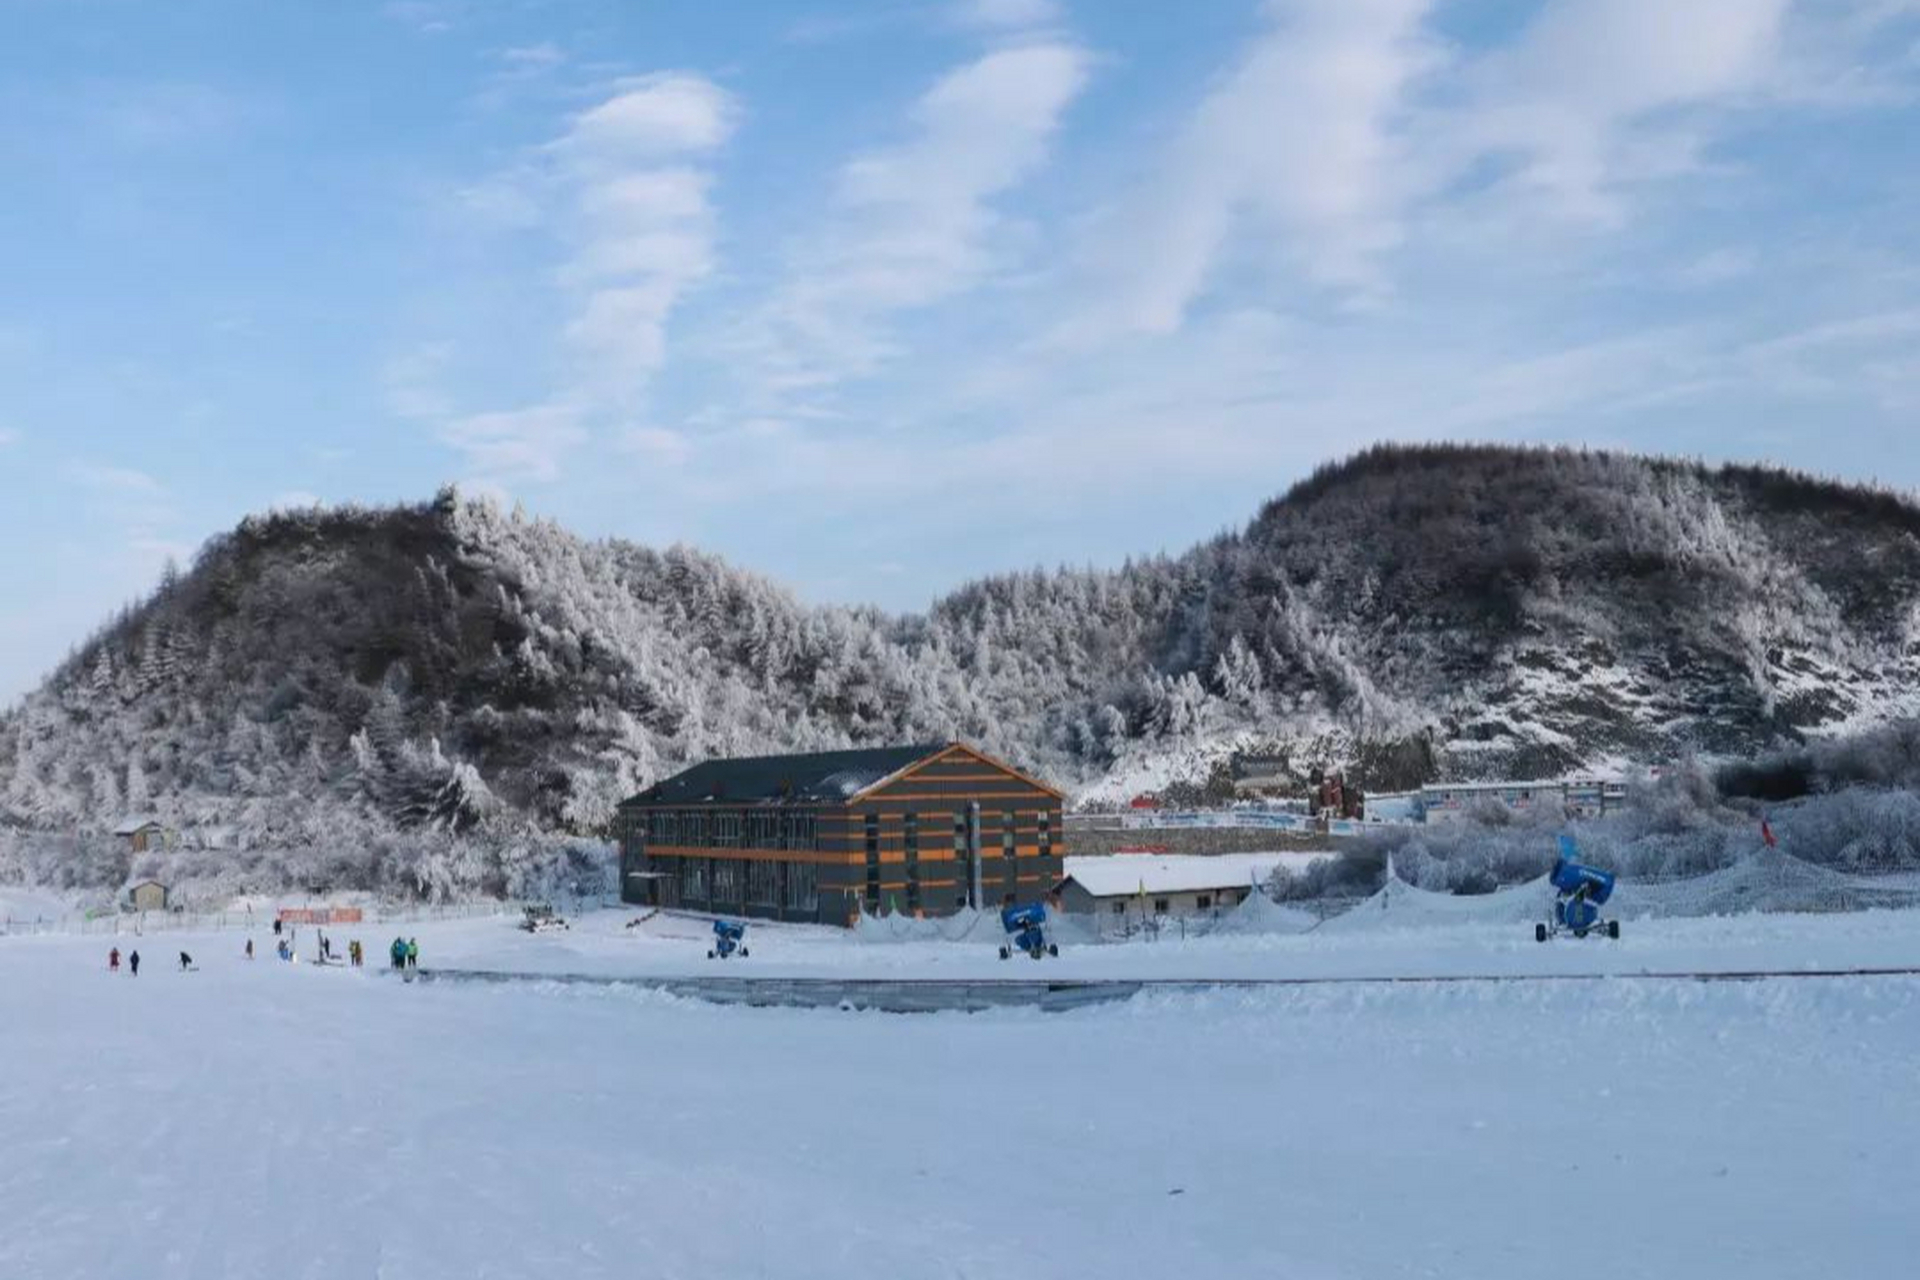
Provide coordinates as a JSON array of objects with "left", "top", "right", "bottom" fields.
[
  {"left": 105, "top": 947, "right": 192, "bottom": 974},
  {"left": 108, "top": 932, "right": 418, "bottom": 973}
]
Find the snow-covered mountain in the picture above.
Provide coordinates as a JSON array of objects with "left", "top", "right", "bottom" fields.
[{"left": 5, "top": 445, "right": 1919, "bottom": 863}]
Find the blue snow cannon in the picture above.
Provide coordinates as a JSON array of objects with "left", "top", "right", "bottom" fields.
[
  {"left": 1538, "top": 836, "right": 1620, "bottom": 941},
  {"left": 998, "top": 901, "right": 1057, "bottom": 960},
  {"left": 708, "top": 918, "right": 748, "bottom": 960}
]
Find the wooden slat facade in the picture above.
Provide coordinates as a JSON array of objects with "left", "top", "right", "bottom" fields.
[{"left": 615, "top": 743, "right": 1066, "bottom": 925}]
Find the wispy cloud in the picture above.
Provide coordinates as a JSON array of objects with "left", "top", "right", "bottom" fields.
[
  {"left": 67, "top": 462, "right": 165, "bottom": 496},
  {"left": 423, "top": 72, "right": 737, "bottom": 485},
  {"left": 438, "top": 404, "right": 587, "bottom": 484},
  {"left": 953, "top": 0, "right": 1062, "bottom": 31},
  {"left": 1060, "top": 0, "right": 1439, "bottom": 342},
  {"left": 739, "top": 40, "right": 1089, "bottom": 395},
  {"left": 92, "top": 81, "right": 249, "bottom": 149}
]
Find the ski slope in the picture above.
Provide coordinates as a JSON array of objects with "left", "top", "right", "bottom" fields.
[{"left": 3, "top": 905, "right": 1917, "bottom": 1279}]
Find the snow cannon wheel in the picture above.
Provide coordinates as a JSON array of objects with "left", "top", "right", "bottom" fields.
[
  {"left": 1608, "top": 920, "right": 1620, "bottom": 940},
  {"left": 706, "top": 949, "right": 715, "bottom": 959},
  {"left": 1535, "top": 923, "right": 1548, "bottom": 943},
  {"left": 998, "top": 946, "right": 1011, "bottom": 960},
  {"left": 739, "top": 947, "right": 749, "bottom": 958},
  {"left": 1048, "top": 944, "right": 1059, "bottom": 957}
]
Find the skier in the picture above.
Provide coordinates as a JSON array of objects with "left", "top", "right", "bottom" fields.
[
  {"left": 272, "top": 918, "right": 282, "bottom": 937},
  {"left": 348, "top": 939, "right": 362, "bottom": 967},
  {"left": 108, "top": 947, "right": 120, "bottom": 973},
  {"left": 245, "top": 938, "right": 254, "bottom": 960},
  {"left": 405, "top": 938, "right": 419, "bottom": 971},
  {"left": 178, "top": 951, "right": 193, "bottom": 972},
  {"left": 390, "top": 937, "right": 406, "bottom": 971},
  {"left": 128, "top": 950, "right": 140, "bottom": 977}
]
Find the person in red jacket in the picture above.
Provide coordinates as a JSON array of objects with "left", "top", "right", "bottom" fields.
[{"left": 108, "top": 947, "right": 120, "bottom": 972}]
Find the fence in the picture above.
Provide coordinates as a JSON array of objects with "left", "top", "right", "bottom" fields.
[
  {"left": 0, "top": 899, "right": 520, "bottom": 939},
  {"left": 1067, "top": 809, "right": 1410, "bottom": 837}
]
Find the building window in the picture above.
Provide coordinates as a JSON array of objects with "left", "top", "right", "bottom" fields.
[
  {"left": 1154, "top": 898, "right": 1170, "bottom": 915},
  {"left": 1038, "top": 810, "right": 1051, "bottom": 857},
  {"left": 864, "top": 812, "right": 881, "bottom": 909},
  {"left": 680, "top": 857, "right": 707, "bottom": 902},
  {"left": 684, "top": 811, "right": 707, "bottom": 847},
  {"left": 747, "top": 859, "right": 779, "bottom": 908},
  {"left": 714, "top": 811, "right": 742, "bottom": 847},
  {"left": 1111, "top": 901, "right": 1126, "bottom": 915},
  {"left": 1002, "top": 811, "right": 1016, "bottom": 859},
  {"left": 785, "top": 861, "right": 818, "bottom": 912},
  {"left": 748, "top": 810, "right": 777, "bottom": 849},
  {"left": 713, "top": 859, "right": 743, "bottom": 905},
  {"left": 1196, "top": 895, "right": 1212, "bottom": 910}
]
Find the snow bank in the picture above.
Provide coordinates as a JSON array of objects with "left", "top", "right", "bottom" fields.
[
  {"left": 1629, "top": 852, "right": 1920, "bottom": 918},
  {"left": 1317, "top": 872, "right": 1554, "bottom": 933},
  {"left": 1210, "top": 889, "right": 1321, "bottom": 936}
]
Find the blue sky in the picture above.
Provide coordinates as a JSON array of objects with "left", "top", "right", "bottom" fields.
[{"left": 2, "top": 0, "right": 1918, "bottom": 703}]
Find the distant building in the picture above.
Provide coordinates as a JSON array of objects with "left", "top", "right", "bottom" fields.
[
  {"left": 1420, "top": 779, "right": 1627, "bottom": 825},
  {"left": 112, "top": 817, "right": 167, "bottom": 853},
  {"left": 1229, "top": 754, "right": 1293, "bottom": 798},
  {"left": 1053, "top": 853, "right": 1293, "bottom": 921},
  {"left": 127, "top": 880, "right": 169, "bottom": 912},
  {"left": 615, "top": 743, "right": 1065, "bottom": 926},
  {"left": 1362, "top": 790, "right": 1423, "bottom": 824}
]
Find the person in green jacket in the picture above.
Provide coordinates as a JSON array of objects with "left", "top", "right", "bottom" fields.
[{"left": 405, "top": 937, "right": 419, "bottom": 971}]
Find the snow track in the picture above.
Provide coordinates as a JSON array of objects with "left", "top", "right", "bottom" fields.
[{"left": 412, "top": 963, "right": 1920, "bottom": 1013}]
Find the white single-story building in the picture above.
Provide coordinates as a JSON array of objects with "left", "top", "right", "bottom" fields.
[
  {"left": 1054, "top": 852, "right": 1332, "bottom": 920},
  {"left": 1420, "top": 778, "right": 1629, "bottom": 825}
]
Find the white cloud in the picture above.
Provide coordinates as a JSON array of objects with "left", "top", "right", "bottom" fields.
[
  {"left": 0, "top": 427, "right": 18, "bottom": 446},
  {"left": 550, "top": 76, "right": 736, "bottom": 403},
  {"left": 95, "top": 82, "right": 247, "bottom": 149},
  {"left": 383, "top": 341, "right": 456, "bottom": 422},
  {"left": 418, "top": 73, "right": 737, "bottom": 484},
  {"left": 1448, "top": 0, "right": 1791, "bottom": 221},
  {"left": 559, "top": 74, "right": 736, "bottom": 161},
  {"left": 954, "top": 0, "right": 1061, "bottom": 30},
  {"left": 384, "top": 1, "right": 458, "bottom": 35},
  {"left": 744, "top": 41, "right": 1090, "bottom": 393},
  {"left": 68, "top": 463, "right": 165, "bottom": 496},
  {"left": 1065, "top": 0, "right": 1439, "bottom": 342},
  {"left": 616, "top": 425, "right": 693, "bottom": 466},
  {"left": 438, "top": 405, "right": 586, "bottom": 483}
]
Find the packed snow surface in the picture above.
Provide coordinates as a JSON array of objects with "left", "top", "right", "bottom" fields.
[{"left": 4, "top": 903, "right": 1918, "bottom": 1279}]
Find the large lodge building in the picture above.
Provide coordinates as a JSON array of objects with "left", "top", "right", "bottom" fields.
[{"left": 614, "top": 743, "right": 1066, "bottom": 927}]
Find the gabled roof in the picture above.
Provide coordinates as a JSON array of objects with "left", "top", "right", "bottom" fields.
[
  {"left": 623, "top": 744, "right": 949, "bottom": 807},
  {"left": 113, "top": 816, "right": 163, "bottom": 836},
  {"left": 1058, "top": 854, "right": 1301, "bottom": 897}
]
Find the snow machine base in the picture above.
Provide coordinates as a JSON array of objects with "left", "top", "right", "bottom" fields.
[{"left": 1535, "top": 918, "right": 1621, "bottom": 942}]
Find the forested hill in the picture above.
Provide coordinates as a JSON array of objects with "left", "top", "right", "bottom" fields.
[{"left": 5, "top": 446, "right": 1920, "bottom": 861}]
